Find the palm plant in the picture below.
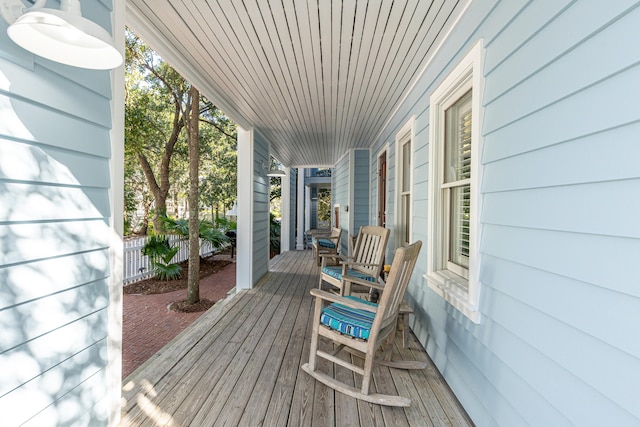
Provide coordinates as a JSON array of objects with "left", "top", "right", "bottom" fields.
[
  {"left": 142, "top": 235, "right": 183, "bottom": 280},
  {"left": 161, "top": 215, "right": 229, "bottom": 251}
]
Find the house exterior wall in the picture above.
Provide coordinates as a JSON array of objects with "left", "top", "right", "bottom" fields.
[
  {"left": 289, "top": 168, "right": 297, "bottom": 251},
  {"left": 352, "top": 149, "right": 370, "bottom": 235},
  {"left": 0, "top": 1, "right": 119, "bottom": 425},
  {"left": 252, "top": 131, "right": 270, "bottom": 282},
  {"left": 309, "top": 187, "right": 318, "bottom": 230},
  {"left": 332, "top": 152, "right": 350, "bottom": 254},
  {"left": 370, "top": 1, "right": 640, "bottom": 426},
  {"left": 332, "top": 150, "right": 370, "bottom": 254}
]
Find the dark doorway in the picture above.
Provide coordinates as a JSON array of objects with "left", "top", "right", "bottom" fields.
[{"left": 378, "top": 151, "right": 387, "bottom": 228}]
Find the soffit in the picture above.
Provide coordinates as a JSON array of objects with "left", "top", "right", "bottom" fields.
[{"left": 126, "top": 0, "right": 467, "bottom": 167}]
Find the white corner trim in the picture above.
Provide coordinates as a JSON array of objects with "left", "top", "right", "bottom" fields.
[
  {"left": 237, "top": 127, "right": 254, "bottom": 289},
  {"left": 280, "top": 167, "right": 290, "bottom": 252},
  {"left": 107, "top": 2, "right": 125, "bottom": 425},
  {"left": 296, "top": 168, "right": 305, "bottom": 249},
  {"left": 348, "top": 150, "right": 355, "bottom": 237}
]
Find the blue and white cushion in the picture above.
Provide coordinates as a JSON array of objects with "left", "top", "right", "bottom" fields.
[
  {"left": 317, "top": 238, "right": 336, "bottom": 249},
  {"left": 321, "top": 266, "right": 375, "bottom": 282},
  {"left": 320, "top": 296, "right": 378, "bottom": 339}
]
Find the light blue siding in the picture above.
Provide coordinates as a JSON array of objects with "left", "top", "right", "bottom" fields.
[
  {"left": 332, "top": 150, "right": 371, "bottom": 253},
  {"left": 332, "top": 154, "right": 349, "bottom": 253},
  {"left": 0, "top": 1, "right": 115, "bottom": 425},
  {"left": 289, "top": 168, "right": 297, "bottom": 251},
  {"left": 370, "top": 1, "right": 640, "bottom": 426},
  {"left": 252, "top": 131, "right": 270, "bottom": 283},
  {"left": 352, "top": 149, "right": 370, "bottom": 233}
]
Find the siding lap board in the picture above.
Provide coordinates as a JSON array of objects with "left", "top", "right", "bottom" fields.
[
  {"left": 0, "top": 0, "right": 115, "bottom": 425},
  {"left": 372, "top": 0, "right": 640, "bottom": 426}
]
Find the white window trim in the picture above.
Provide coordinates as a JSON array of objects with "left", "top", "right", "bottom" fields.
[
  {"left": 426, "top": 40, "right": 484, "bottom": 324},
  {"left": 394, "top": 118, "right": 414, "bottom": 248}
]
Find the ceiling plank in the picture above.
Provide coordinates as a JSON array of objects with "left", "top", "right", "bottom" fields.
[{"left": 126, "top": 0, "right": 469, "bottom": 167}]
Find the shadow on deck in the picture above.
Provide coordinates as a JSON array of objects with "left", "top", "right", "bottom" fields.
[{"left": 120, "top": 250, "right": 473, "bottom": 426}]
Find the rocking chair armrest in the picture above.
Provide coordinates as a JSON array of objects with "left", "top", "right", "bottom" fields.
[
  {"left": 339, "top": 260, "right": 379, "bottom": 268},
  {"left": 342, "top": 275, "right": 385, "bottom": 291},
  {"left": 309, "top": 289, "right": 378, "bottom": 313},
  {"left": 319, "top": 253, "right": 340, "bottom": 260},
  {"left": 319, "top": 253, "right": 341, "bottom": 268}
]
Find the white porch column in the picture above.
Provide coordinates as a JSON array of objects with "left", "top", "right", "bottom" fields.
[
  {"left": 237, "top": 127, "right": 253, "bottom": 289},
  {"left": 296, "top": 167, "right": 305, "bottom": 250},
  {"left": 305, "top": 184, "right": 311, "bottom": 233},
  {"left": 107, "top": 3, "right": 125, "bottom": 424},
  {"left": 281, "top": 167, "right": 290, "bottom": 252}
]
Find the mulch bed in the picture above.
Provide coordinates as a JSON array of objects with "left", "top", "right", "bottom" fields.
[{"left": 123, "top": 256, "right": 231, "bottom": 312}]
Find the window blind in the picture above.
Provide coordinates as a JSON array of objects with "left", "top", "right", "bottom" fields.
[{"left": 445, "top": 90, "right": 472, "bottom": 270}]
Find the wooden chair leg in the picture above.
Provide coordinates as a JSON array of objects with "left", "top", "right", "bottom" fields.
[
  {"left": 399, "top": 301, "right": 413, "bottom": 348},
  {"left": 307, "top": 298, "right": 324, "bottom": 371},
  {"left": 360, "top": 352, "right": 375, "bottom": 396}
]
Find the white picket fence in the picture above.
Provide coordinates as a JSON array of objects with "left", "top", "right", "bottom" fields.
[{"left": 123, "top": 235, "right": 225, "bottom": 285}]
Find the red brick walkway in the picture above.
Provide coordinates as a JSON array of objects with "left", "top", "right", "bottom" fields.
[{"left": 122, "top": 260, "right": 236, "bottom": 379}]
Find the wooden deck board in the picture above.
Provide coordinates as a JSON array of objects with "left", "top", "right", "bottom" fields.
[{"left": 121, "top": 250, "right": 474, "bottom": 426}]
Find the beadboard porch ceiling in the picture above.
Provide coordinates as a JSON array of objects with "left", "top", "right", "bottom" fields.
[{"left": 126, "top": 0, "right": 468, "bottom": 167}]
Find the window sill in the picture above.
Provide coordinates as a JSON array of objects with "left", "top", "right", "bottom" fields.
[{"left": 425, "top": 271, "right": 481, "bottom": 324}]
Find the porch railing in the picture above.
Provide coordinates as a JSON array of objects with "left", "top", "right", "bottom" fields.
[{"left": 123, "top": 235, "right": 225, "bottom": 285}]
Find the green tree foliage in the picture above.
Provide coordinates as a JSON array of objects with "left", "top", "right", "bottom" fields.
[
  {"left": 317, "top": 188, "right": 331, "bottom": 225},
  {"left": 199, "top": 107, "right": 237, "bottom": 222},
  {"left": 270, "top": 213, "right": 281, "bottom": 258},
  {"left": 125, "top": 31, "right": 190, "bottom": 232},
  {"left": 124, "top": 31, "right": 238, "bottom": 235},
  {"left": 161, "top": 216, "right": 229, "bottom": 251}
]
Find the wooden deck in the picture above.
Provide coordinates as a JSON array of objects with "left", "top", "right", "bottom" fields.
[{"left": 120, "top": 250, "right": 473, "bottom": 426}]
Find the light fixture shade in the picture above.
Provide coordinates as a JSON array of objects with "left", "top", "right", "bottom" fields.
[
  {"left": 267, "top": 168, "right": 286, "bottom": 177},
  {"left": 7, "top": 8, "right": 122, "bottom": 70}
]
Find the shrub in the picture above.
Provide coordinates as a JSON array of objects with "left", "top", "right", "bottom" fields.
[{"left": 142, "top": 235, "right": 183, "bottom": 280}]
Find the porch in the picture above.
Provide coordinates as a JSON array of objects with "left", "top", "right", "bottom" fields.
[{"left": 120, "top": 250, "right": 473, "bottom": 426}]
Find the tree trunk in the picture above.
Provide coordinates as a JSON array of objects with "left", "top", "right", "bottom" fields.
[
  {"left": 186, "top": 86, "right": 201, "bottom": 305},
  {"left": 136, "top": 100, "right": 184, "bottom": 233}
]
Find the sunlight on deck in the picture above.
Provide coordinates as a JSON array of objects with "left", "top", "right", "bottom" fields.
[{"left": 120, "top": 250, "right": 473, "bottom": 426}]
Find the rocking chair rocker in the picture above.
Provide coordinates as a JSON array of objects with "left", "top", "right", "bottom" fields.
[{"left": 302, "top": 241, "right": 424, "bottom": 407}]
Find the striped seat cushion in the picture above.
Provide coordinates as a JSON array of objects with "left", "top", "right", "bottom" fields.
[
  {"left": 317, "top": 238, "right": 336, "bottom": 249},
  {"left": 321, "top": 266, "right": 375, "bottom": 282},
  {"left": 320, "top": 296, "right": 378, "bottom": 339}
]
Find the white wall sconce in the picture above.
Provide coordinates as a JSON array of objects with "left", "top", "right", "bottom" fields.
[
  {"left": 0, "top": 0, "right": 122, "bottom": 70},
  {"left": 262, "top": 162, "right": 286, "bottom": 177}
]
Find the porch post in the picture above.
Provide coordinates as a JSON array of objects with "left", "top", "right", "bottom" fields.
[
  {"left": 296, "top": 167, "right": 305, "bottom": 250},
  {"left": 237, "top": 127, "right": 253, "bottom": 289},
  {"left": 107, "top": 2, "right": 125, "bottom": 424},
  {"left": 305, "top": 184, "right": 311, "bottom": 234},
  {"left": 280, "top": 167, "right": 290, "bottom": 252}
]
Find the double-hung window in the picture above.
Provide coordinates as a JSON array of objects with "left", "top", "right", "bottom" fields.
[
  {"left": 396, "top": 119, "right": 414, "bottom": 247},
  {"left": 426, "top": 41, "right": 483, "bottom": 323}
]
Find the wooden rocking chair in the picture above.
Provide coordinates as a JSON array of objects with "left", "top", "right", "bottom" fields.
[
  {"left": 311, "top": 227, "right": 342, "bottom": 266},
  {"left": 318, "top": 225, "right": 390, "bottom": 296},
  {"left": 302, "top": 241, "right": 424, "bottom": 407}
]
